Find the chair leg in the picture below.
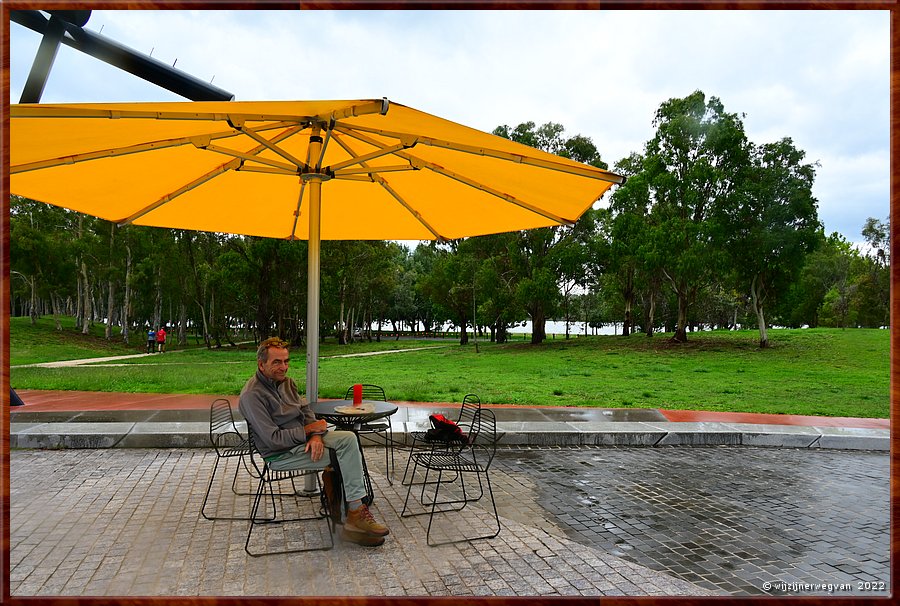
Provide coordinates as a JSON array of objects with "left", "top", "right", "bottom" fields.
[
  {"left": 425, "top": 470, "right": 500, "bottom": 547},
  {"left": 230, "top": 456, "right": 255, "bottom": 496},
  {"left": 401, "top": 457, "right": 423, "bottom": 518},
  {"left": 384, "top": 423, "right": 395, "bottom": 485},
  {"left": 245, "top": 471, "right": 334, "bottom": 557},
  {"left": 200, "top": 454, "right": 223, "bottom": 520},
  {"left": 203, "top": 455, "right": 271, "bottom": 521},
  {"left": 401, "top": 437, "right": 422, "bottom": 486}
]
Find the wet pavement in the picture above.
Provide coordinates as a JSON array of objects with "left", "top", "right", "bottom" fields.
[
  {"left": 9, "top": 444, "right": 890, "bottom": 598},
  {"left": 493, "top": 446, "right": 890, "bottom": 596}
]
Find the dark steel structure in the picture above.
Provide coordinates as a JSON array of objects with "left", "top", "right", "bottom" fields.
[{"left": 13, "top": 9, "right": 235, "bottom": 103}]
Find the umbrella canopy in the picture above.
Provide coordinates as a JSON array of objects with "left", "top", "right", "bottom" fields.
[{"left": 10, "top": 99, "right": 624, "bottom": 399}]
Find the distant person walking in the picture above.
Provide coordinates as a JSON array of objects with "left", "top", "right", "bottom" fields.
[
  {"left": 146, "top": 328, "right": 157, "bottom": 354},
  {"left": 156, "top": 326, "right": 167, "bottom": 353}
]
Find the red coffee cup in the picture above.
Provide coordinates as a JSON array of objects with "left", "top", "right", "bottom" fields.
[{"left": 353, "top": 384, "right": 363, "bottom": 406}]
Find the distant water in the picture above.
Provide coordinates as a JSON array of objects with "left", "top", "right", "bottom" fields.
[
  {"left": 431, "top": 320, "right": 619, "bottom": 336},
  {"left": 506, "top": 320, "right": 618, "bottom": 335}
]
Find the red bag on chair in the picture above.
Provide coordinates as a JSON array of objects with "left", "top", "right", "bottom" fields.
[{"left": 426, "top": 413, "right": 466, "bottom": 443}]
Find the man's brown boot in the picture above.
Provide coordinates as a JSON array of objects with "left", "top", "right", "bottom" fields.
[{"left": 344, "top": 504, "right": 390, "bottom": 536}]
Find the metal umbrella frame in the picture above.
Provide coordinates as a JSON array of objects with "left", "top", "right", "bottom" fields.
[{"left": 10, "top": 98, "right": 624, "bottom": 401}]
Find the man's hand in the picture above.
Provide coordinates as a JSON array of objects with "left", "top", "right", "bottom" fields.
[
  {"left": 305, "top": 419, "right": 328, "bottom": 435},
  {"left": 305, "top": 434, "right": 325, "bottom": 462}
]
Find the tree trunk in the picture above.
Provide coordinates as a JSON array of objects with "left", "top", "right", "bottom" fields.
[
  {"left": 81, "top": 260, "right": 92, "bottom": 335},
  {"left": 338, "top": 296, "right": 347, "bottom": 345},
  {"left": 751, "top": 274, "right": 769, "bottom": 348},
  {"left": 153, "top": 265, "right": 162, "bottom": 329},
  {"left": 105, "top": 279, "right": 116, "bottom": 340},
  {"left": 28, "top": 275, "right": 37, "bottom": 325},
  {"left": 122, "top": 244, "right": 132, "bottom": 344},
  {"left": 672, "top": 292, "right": 688, "bottom": 343},
  {"left": 623, "top": 298, "right": 632, "bottom": 337},
  {"left": 75, "top": 267, "right": 83, "bottom": 331},
  {"left": 178, "top": 302, "right": 187, "bottom": 346},
  {"left": 531, "top": 307, "right": 547, "bottom": 345},
  {"left": 622, "top": 270, "right": 634, "bottom": 336},
  {"left": 52, "top": 293, "right": 62, "bottom": 330},
  {"left": 105, "top": 223, "right": 116, "bottom": 340}
]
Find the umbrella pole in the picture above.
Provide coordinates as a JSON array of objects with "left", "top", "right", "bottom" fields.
[{"left": 305, "top": 135, "right": 323, "bottom": 404}]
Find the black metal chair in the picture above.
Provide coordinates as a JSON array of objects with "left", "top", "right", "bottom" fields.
[
  {"left": 401, "top": 408, "right": 500, "bottom": 546},
  {"left": 244, "top": 424, "right": 334, "bottom": 556},
  {"left": 401, "top": 393, "right": 481, "bottom": 486},
  {"left": 202, "top": 398, "right": 302, "bottom": 521},
  {"left": 201, "top": 398, "right": 258, "bottom": 521},
  {"left": 343, "top": 384, "right": 395, "bottom": 482}
]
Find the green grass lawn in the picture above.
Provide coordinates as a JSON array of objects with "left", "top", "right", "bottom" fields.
[{"left": 9, "top": 316, "right": 889, "bottom": 418}]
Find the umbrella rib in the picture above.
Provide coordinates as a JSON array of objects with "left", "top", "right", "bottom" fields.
[
  {"left": 327, "top": 142, "right": 411, "bottom": 172},
  {"left": 410, "top": 155, "right": 573, "bottom": 225},
  {"left": 336, "top": 126, "right": 574, "bottom": 226},
  {"left": 373, "top": 175, "right": 447, "bottom": 242},
  {"left": 235, "top": 166, "right": 297, "bottom": 176},
  {"left": 230, "top": 121, "right": 309, "bottom": 169},
  {"left": 310, "top": 98, "right": 390, "bottom": 124},
  {"left": 289, "top": 180, "right": 308, "bottom": 240},
  {"left": 117, "top": 158, "right": 242, "bottom": 226},
  {"left": 344, "top": 123, "right": 624, "bottom": 184},
  {"left": 11, "top": 99, "right": 389, "bottom": 123},
  {"left": 9, "top": 123, "right": 295, "bottom": 174},
  {"left": 329, "top": 131, "right": 376, "bottom": 181},
  {"left": 329, "top": 130, "right": 446, "bottom": 240},
  {"left": 333, "top": 165, "right": 414, "bottom": 176},
  {"left": 12, "top": 106, "right": 313, "bottom": 123},
  {"left": 289, "top": 135, "right": 318, "bottom": 240},
  {"left": 202, "top": 143, "right": 298, "bottom": 173}
]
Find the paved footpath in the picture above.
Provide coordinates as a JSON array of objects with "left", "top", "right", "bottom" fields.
[{"left": 9, "top": 445, "right": 890, "bottom": 598}]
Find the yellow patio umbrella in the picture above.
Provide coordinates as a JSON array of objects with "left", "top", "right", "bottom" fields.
[{"left": 10, "top": 98, "right": 623, "bottom": 400}]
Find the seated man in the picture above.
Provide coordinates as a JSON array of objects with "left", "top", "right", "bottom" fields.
[{"left": 238, "top": 337, "right": 390, "bottom": 547}]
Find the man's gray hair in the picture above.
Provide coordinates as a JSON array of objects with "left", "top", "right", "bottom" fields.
[{"left": 257, "top": 337, "right": 289, "bottom": 363}]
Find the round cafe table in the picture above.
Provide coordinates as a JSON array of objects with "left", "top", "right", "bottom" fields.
[{"left": 310, "top": 400, "right": 398, "bottom": 505}]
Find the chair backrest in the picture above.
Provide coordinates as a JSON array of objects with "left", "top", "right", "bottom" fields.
[
  {"left": 456, "top": 393, "right": 481, "bottom": 427},
  {"left": 466, "top": 408, "right": 497, "bottom": 468},
  {"left": 344, "top": 384, "right": 387, "bottom": 401},
  {"left": 209, "top": 398, "right": 244, "bottom": 450}
]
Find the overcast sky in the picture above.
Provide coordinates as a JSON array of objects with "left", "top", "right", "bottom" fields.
[{"left": 8, "top": 9, "right": 889, "bottom": 246}]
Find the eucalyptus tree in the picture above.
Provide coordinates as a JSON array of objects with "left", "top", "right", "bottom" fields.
[
  {"left": 387, "top": 247, "right": 419, "bottom": 336},
  {"left": 418, "top": 239, "right": 477, "bottom": 345},
  {"left": 642, "top": 91, "right": 750, "bottom": 342},
  {"left": 320, "top": 240, "right": 395, "bottom": 344},
  {"left": 355, "top": 241, "right": 404, "bottom": 342},
  {"left": 9, "top": 196, "right": 77, "bottom": 325},
  {"left": 409, "top": 243, "right": 441, "bottom": 334},
  {"left": 607, "top": 153, "right": 656, "bottom": 336},
  {"left": 719, "top": 137, "right": 820, "bottom": 346},
  {"left": 855, "top": 216, "right": 890, "bottom": 327},
  {"left": 492, "top": 121, "right": 611, "bottom": 344},
  {"left": 470, "top": 233, "right": 522, "bottom": 343}
]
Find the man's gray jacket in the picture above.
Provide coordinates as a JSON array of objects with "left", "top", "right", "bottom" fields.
[{"left": 238, "top": 370, "right": 317, "bottom": 459}]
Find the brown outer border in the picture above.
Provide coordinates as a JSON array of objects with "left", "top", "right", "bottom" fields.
[{"left": 1, "top": 2, "right": 896, "bottom": 605}]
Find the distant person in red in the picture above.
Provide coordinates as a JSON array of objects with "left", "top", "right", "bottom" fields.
[{"left": 156, "top": 326, "right": 167, "bottom": 353}]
